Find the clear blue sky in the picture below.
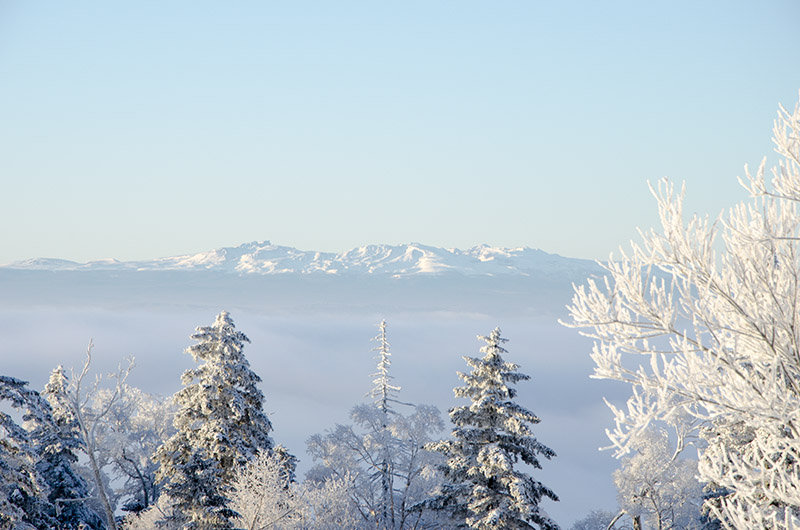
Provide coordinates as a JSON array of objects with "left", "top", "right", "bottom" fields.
[{"left": 1, "top": 1, "right": 799, "bottom": 263}]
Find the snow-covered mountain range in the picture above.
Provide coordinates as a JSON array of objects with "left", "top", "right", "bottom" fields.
[{"left": 3, "top": 241, "right": 599, "bottom": 278}]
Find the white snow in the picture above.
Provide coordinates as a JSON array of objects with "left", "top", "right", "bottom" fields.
[{"left": 2, "top": 241, "right": 597, "bottom": 278}]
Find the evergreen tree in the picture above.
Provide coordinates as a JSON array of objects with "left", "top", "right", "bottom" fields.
[
  {"left": 428, "top": 328, "right": 558, "bottom": 529},
  {"left": 155, "top": 311, "right": 274, "bottom": 529},
  {"left": 0, "top": 376, "right": 52, "bottom": 529},
  {"left": 272, "top": 444, "right": 298, "bottom": 489},
  {"left": 1, "top": 374, "right": 102, "bottom": 529}
]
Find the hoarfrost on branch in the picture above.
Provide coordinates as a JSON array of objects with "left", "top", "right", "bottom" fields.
[{"left": 565, "top": 92, "right": 800, "bottom": 527}]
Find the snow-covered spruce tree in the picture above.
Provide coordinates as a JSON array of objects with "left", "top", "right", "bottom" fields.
[
  {"left": 154, "top": 311, "right": 274, "bottom": 529},
  {"left": 564, "top": 92, "right": 800, "bottom": 527},
  {"left": 0, "top": 376, "right": 54, "bottom": 529},
  {"left": 427, "top": 328, "right": 558, "bottom": 530},
  {"left": 306, "top": 320, "right": 444, "bottom": 529},
  {"left": 1, "top": 373, "right": 104, "bottom": 530}
]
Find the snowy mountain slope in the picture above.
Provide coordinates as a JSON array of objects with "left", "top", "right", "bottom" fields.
[{"left": 2, "top": 241, "right": 598, "bottom": 278}]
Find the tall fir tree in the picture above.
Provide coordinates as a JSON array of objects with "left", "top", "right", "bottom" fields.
[
  {"left": 155, "top": 311, "right": 274, "bottom": 529},
  {"left": 428, "top": 328, "right": 559, "bottom": 530}
]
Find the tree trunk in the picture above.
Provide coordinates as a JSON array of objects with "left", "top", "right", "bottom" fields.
[
  {"left": 121, "top": 449, "right": 150, "bottom": 509},
  {"left": 88, "top": 446, "right": 118, "bottom": 530},
  {"left": 633, "top": 515, "right": 642, "bottom": 530},
  {"left": 606, "top": 510, "right": 625, "bottom": 530},
  {"left": 76, "top": 399, "right": 117, "bottom": 530}
]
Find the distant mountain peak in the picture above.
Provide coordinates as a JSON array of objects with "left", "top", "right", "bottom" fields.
[{"left": 3, "top": 241, "right": 598, "bottom": 278}]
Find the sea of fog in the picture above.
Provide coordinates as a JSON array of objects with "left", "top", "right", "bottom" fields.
[{"left": 0, "top": 271, "right": 629, "bottom": 526}]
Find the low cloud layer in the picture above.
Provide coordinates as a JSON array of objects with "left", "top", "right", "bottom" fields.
[{"left": 0, "top": 304, "right": 626, "bottom": 525}]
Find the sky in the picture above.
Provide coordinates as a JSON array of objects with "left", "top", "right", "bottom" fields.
[{"left": 1, "top": 1, "right": 799, "bottom": 264}]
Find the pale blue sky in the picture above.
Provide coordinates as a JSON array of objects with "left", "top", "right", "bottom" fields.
[{"left": 1, "top": 1, "right": 799, "bottom": 263}]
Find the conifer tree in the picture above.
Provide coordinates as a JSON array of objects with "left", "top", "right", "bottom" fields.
[
  {"left": 1, "top": 374, "right": 103, "bottom": 529},
  {"left": 0, "top": 376, "right": 53, "bottom": 529},
  {"left": 428, "top": 328, "right": 558, "bottom": 529},
  {"left": 155, "top": 311, "right": 274, "bottom": 529}
]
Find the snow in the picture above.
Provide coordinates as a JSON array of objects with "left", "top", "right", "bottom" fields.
[
  {"left": 0, "top": 308, "right": 621, "bottom": 527},
  {"left": 5, "top": 258, "right": 82, "bottom": 270},
  {"left": 0, "top": 245, "right": 617, "bottom": 526},
  {"left": 2, "top": 241, "right": 599, "bottom": 278},
  {"left": 428, "top": 328, "right": 559, "bottom": 529}
]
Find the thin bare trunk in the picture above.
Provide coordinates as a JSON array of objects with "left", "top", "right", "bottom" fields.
[
  {"left": 86, "top": 438, "right": 117, "bottom": 530},
  {"left": 68, "top": 342, "right": 132, "bottom": 530},
  {"left": 606, "top": 510, "right": 625, "bottom": 530},
  {"left": 121, "top": 449, "right": 149, "bottom": 509}
]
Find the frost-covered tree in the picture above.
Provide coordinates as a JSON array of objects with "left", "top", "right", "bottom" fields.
[
  {"left": 155, "top": 311, "right": 274, "bottom": 529},
  {"left": 229, "top": 450, "right": 297, "bottom": 529},
  {"left": 0, "top": 376, "right": 54, "bottom": 529},
  {"left": 122, "top": 493, "right": 181, "bottom": 530},
  {"left": 306, "top": 320, "right": 444, "bottom": 529},
  {"left": 372, "top": 319, "right": 400, "bottom": 528},
  {"left": 308, "top": 403, "right": 445, "bottom": 529},
  {"left": 612, "top": 428, "right": 703, "bottom": 530},
  {"left": 569, "top": 509, "right": 629, "bottom": 530},
  {"left": 40, "top": 368, "right": 106, "bottom": 529},
  {"left": 298, "top": 474, "right": 363, "bottom": 530},
  {"left": 565, "top": 92, "right": 800, "bottom": 527},
  {"left": 229, "top": 449, "right": 360, "bottom": 529},
  {"left": 90, "top": 384, "right": 176, "bottom": 515},
  {"left": 46, "top": 344, "right": 134, "bottom": 530},
  {"left": 0, "top": 373, "right": 104, "bottom": 530},
  {"left": 427, "top": 328, "right": 559, "bottom": 529}
]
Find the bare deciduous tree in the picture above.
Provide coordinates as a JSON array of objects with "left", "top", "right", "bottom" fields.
[{"left": 565, "top": 92, "right": 800, "bottom": 527}]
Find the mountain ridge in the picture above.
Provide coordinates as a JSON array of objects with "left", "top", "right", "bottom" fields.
[{"left": 3, "top": 241, "right": 600, "bottom": 278}]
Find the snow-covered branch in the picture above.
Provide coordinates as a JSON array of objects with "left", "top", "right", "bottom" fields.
[{"left": 565, "top": 91, "right": 800, "bottom": 527}]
